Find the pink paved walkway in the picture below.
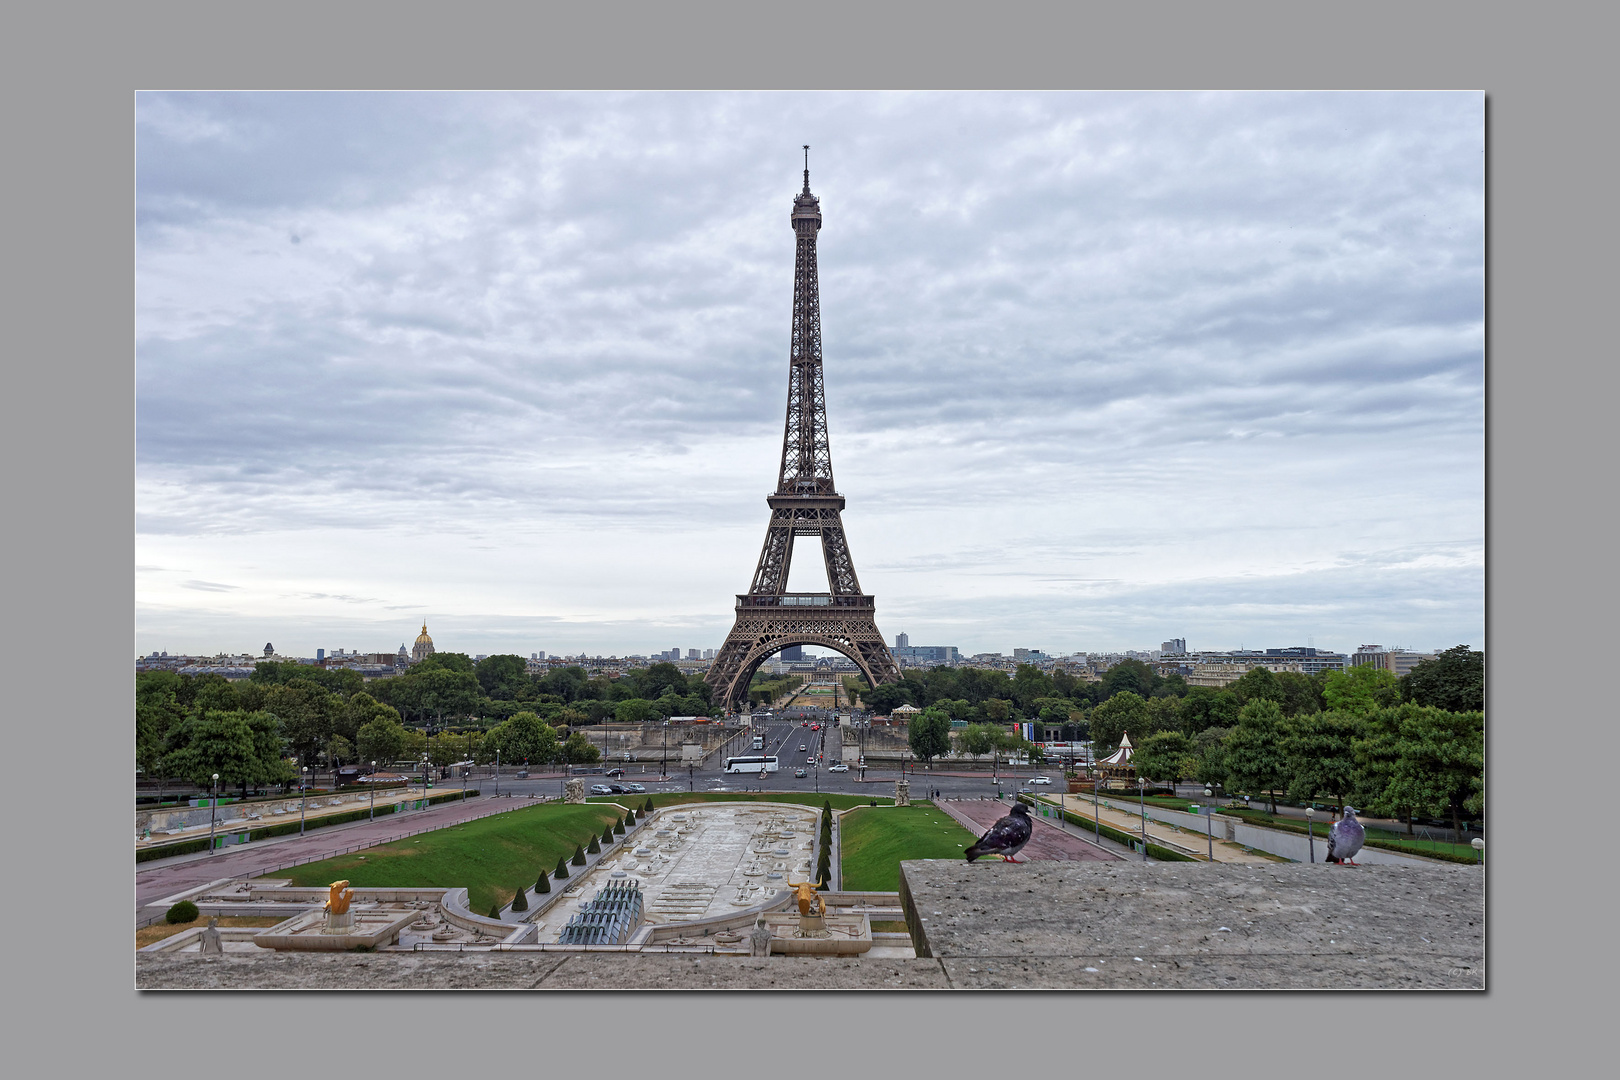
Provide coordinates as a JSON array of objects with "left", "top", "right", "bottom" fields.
[{"left": 935, "top": 799, "right": 1121, "bottom": 862}]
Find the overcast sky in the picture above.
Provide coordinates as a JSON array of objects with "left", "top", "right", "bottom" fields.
[{"left": 136, "top": 92, "right": 1483, "bottom": 661}]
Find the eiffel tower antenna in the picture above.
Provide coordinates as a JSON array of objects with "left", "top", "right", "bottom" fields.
[{"left": 706, "top": 157, "right": 901, "bottom": 712}]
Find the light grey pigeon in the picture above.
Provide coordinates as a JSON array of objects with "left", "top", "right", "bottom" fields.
[
  {"left": 965, "top": 802, "right": 1033, "bottom": 863},
  {"left": 1325, "top": 805, "right": 1365, "bottom": 865}
]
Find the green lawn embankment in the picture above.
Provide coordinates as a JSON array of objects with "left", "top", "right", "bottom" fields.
[
  {"left": 839, "top": 803, "right": 980, "bottom": 892},
  {"left": 270, "top": 802, "right": 625, "bottom": 915}
]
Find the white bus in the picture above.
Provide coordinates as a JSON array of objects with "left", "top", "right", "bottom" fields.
[{"left": 724, "top": 755, "right": 779, "bottom": 774}]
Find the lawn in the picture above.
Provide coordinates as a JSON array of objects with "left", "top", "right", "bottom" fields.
[
  {"left": 136, "top": 916, "right": 283, "bottom": 950},
  {"left": 586, "top": 792, "right": 892, "bottom": 812},
  {"left": 838, "top": 803, "right": 980, "bottom": 892},
  {"left": 270, "top": 802, "right": 625, "bottom": 915}
]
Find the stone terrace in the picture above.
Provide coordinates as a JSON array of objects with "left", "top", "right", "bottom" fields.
[{"left": 137, "top": 861, "right": 1482, "bottom": 989}]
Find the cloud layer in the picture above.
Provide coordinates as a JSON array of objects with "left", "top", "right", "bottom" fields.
[{"left": 137, "top": 92, "right": 1483, "bottom": 658}]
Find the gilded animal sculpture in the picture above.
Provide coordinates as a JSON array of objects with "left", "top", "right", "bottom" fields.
[{"left": 325, "top": 880, "right": 354, "bottom": 915}]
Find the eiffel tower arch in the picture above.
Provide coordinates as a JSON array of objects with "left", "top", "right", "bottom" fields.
[{"left": 707, "top": 150, "right": 901, "bottom": 712}]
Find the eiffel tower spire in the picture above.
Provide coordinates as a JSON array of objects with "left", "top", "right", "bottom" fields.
[{"left": 706, "top": 156, "right": 901, "bottom": 712}]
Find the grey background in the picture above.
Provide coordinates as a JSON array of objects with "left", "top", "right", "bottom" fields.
[{"left": 8, "top": 0, "right": 1606, "bottom": 1070}]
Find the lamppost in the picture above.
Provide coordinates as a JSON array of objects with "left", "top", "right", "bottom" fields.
[
  {"left": 494, "top": 750, "right": 500, "bottom": 798},
  {"left": 370, "top": 762, "right": 377, "bottom": 821},
  {"left": 421, "top": 752, "right": 429, "bottom": 799},
  {"left": 688, "top": 762, "right": 695, "bottom": 792},
  {"left": 299, "top": 766, "right": 310, "bottom": 835},
  {"left": 1306, "top": 805, "right": 1316, "bottom": 863},
  {"left": 1093, "top": 765, "right": 1101, "bottom": 844},
  {"left": 1138, "top": 771, "right": 1148, "bottom": 860},
  {"left": 208, "top": 773, "right": 219, "bottom": 852},
  {"left": 1472, "top": 837, "right": 1484, "bottom": 864},
  {"left": 1204, "top": 786, "right": 1215, "bottom": 861}
]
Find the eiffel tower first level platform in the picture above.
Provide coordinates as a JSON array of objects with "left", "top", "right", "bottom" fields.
[{"left": 706, "top": 151, "right": 901, "bottom": 711}]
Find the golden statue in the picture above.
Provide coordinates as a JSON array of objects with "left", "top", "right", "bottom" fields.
[
  {"left": 325, "top": 880, "right": 354, "bottom": 916},
  {"left": 786, "top": 880, "right": 822, "bottom": 917}
]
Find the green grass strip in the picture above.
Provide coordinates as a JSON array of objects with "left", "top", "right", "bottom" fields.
[
  {"left": 839, "top": 803, "right": 981, "bottom": 892},
  {"left": 269, "top": 801, "right": 625, "bottom": 915},
  {"left": 585, "top": 792, "right": 892, "bottom": 812}
]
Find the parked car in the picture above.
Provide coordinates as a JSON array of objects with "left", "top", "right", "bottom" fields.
[
  {"left": 626, "top": 783, "right": 646, "bottom": 792},
  {"left": 828, "top": 764, "right": 849, "bottom": 773},
  {"left": 1030, "top": 776, "right": 1052, "bottom": 785},
  {"left": 794, "top": 768, "right": 808, "bottom": 778},
  {"left": 514, "top": 770, "right": 530, "bottom": 779},
  {"left": 607, "top": 783, "right": 628, "bottom": 794},
  {"left": 589, "top": 784, "right": 613, "bottom": 795},
  {"left": 605, "top": 768, "right": 625, "bottom": 778}
]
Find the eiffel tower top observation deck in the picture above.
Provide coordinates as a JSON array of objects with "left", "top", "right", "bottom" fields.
[{"left": 706, "top": 150, "right": 901, "bottom": 711}]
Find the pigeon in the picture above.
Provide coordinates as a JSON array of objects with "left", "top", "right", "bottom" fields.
[
  {"left": 1325, "top": 805, "right": 1365, "bottom": 866},
  {"left": 965, "top": 802, "right": 1033, "bottom": 863}
]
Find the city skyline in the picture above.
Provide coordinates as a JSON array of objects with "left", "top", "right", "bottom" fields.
[{"left": 137, "top": 92, "right": 1483, "bottom": 659}]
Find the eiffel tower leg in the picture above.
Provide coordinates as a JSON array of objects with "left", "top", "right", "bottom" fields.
[{"left": 705, "top": 606, "right": 900, "bottom": 713}]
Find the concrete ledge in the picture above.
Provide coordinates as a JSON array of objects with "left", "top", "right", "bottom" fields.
[{"left": 897, "top": 859, "right": 1483, "bottom": 989}]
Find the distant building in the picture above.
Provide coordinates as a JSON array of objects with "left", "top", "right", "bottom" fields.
[
  {"left": 1350, "top": 646, "right": 1428, "bottom": 678},
  {"left": 687, "top": 649, "right": 701, "bottom": 660},
  {"left": 780, "top": 645, "right": 805, "bottom": 662},
  {"left": 411, "top": 623, "right": 435, "bottom": 664},
  {"left": 895, "top": 632, "right": 909, "bottom": 648},
  {"left": 1161, "top": 638, "right": 1186, "bottom": 655},
  {"left": 893, "top": 644, "right": 959, "bottom": 665}
]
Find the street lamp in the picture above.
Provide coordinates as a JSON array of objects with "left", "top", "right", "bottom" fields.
[
  {"left": 1306, "top": 805, "right": 1316, "bottom": 863},
  {"left": 421, "top": 752, "right": 429, "bottom": 799},
  {"left": 299, "top": 766, "right": 310, "bottom": 835},
  {"left": 1472, "top": 837, "right": 1484, "bottom": 864},
  {"left": 370, "top": 762, "right": 377, "bottom": 821},
  {"left": 209, "top": 773, "right": 219, "bottom": 853},
  {"left": 494, "top": 750, "right": 500, "bottom": 798},
  {"left": 1204, "top": 786, "right": 1215, "bottom": 861},
  {"left": 1138, "top": 771, "right": 1148, "bottom": 860}
]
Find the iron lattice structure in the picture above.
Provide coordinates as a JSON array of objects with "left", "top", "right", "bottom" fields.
[{"left": 707, "top": 155, "right": 901, "bottom": 712}]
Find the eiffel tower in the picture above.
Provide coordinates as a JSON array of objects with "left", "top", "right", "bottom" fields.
[{"left": 706, "top": 150, "right": 901, "bottom": 712}]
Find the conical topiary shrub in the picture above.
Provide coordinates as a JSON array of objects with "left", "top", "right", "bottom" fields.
[
  {"left": 572, "top": 842, "right": 587, "bottom": 865},
  {"left": 535, "top": 868, "right": 550, "bottom": 894},
  {"left": 554, "top": 855, "right": 569, "bottom": 879},
  {"left": 641, "top": 798, "right": 653, "bottom": 816},
  {"left": 511, "top": 885, "right": 528, "bottom": 912},
  {"left": 625, "top": 811, "right": 635, "bottom": 827},
  {"left": 602, "top": 823, "right": 616, "bottom": 844},
  {"left": 614, "top": 819, "right": 625, "bottom": 835},
  {"left": 587, "top": 834, "right": 601, "bottom": 854},
  {"left": 488, "top": 900, "right": 502, "bottom": 919}
]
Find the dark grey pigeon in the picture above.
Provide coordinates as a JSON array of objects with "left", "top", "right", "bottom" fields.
[
  {"left": 1325, "top": 805, "right": 1365, "bottom": 865},
  {"left": 965, "top": 802, "right": 1033, "bottom": 863}
]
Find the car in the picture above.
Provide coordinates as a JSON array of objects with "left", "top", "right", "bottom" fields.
[
  {"left": 794, "top": 768, "right": 807, "bottom": 778},
  {"left": 799, "top": 744, "right": 807, "bottom": 751},
  {"left": 607, "top": 783, "right": 629, "bottom": 794},
  {"left": 605, "top": 768, "right": 625, "bottom": 778},
  {"left": 1030, "top": 776, "right": 1052, "bottom": 785},
  {"left": 589, "top": 784, "right": 613, "bottom": 795},
  {"left": 626, "top": 782, "right": 646, "bottom": 793},
  {"left": 828, "top": 764, "right": 849, "bottom": 773},
  {"left": 514, "top": 770, "right": 530, "bottom": 779}
]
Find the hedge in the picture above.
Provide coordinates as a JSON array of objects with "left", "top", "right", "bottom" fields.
[{"left": 135, "top": 788, "right": 478, "bottom": 863}]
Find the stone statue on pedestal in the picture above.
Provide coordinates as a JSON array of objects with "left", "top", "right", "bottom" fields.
[
  {"left": 750, "top": 917, "right": 772, "bottom": 957},
  {"left": 199, "top": 916, "right": 223, "bottom": 955},
  {"left": 895, "top": 779, "right": 910, "bottom": 806},
  {"left": 564, "top": 778, "right": 585, "bottom": 804}
]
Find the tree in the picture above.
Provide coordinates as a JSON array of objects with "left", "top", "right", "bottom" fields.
[
  {"left": 1323, "top": 665, "right": 1400, "bottom": 717},
  {"left": 1281, "top": 710, "right": 1365, "bottom": 809},
  {"left": 335, "top": 692, "right": 400, "bottom": 744},
  {"left": 1274, "top": 672, "right": 1325, "bottom": 718},
  {"left": 510, "top": 883, "right": 528, "bottom": 912},
  {"left": 535, "top": 869, "right": 550, "bottom": 894},
  {"left": 1179, "top": 686, "right": 1238, "bottom": 736},
  {"left": 861, "top": 681, "right": 914, "bottom": 715},
  {"left": 356, "top": 714, "right": 409, "bottom": 766},
  {"left": 261, "top": 680, "right": 338, "bottom": 767},
  {"left": 1383, "top": 705, "right": 1484, "bottom": 838},
  {"left": 324, "top": 735, "right": 355, "bottom": 767},
  {"left": 1089, "top": 691, "right": 1151, "bottom": 756},
  {"left": 562, "top": 732, "right": 601, "bottom": 765},
  {"left": 475, "top": 654, "right": 531, "bottom": 700},
  {"left": 485, "top": 712, "right": 559, "bottom": 766},
  {"left": 1399, "top": 646, "right": 1484, "bottom": 712},
  {"left": 906, "top": 707, "right": 953, "bottom": 766},
  {"left": 954, "top": 723, "right": 998, "bottom": 759},
  {"left": 1101, "top": 658, "right": 1158, "bottom": 701},
  {"left": 1132, "top": 731, "right": 1197, "bottom": 785},
  {"left": 615, "top": 698, "right": 659, "bottom": 724},
  {"left": 1227, "top": 665, "right": 1283, "bottom": 706},
  {"left": 1194, "top": 726, "right": 1231, "bottom": 788},
  {"left": 1221, "top": 700, "right": 1289, "bottom": 813},
  {"left": 163, "top": 709, "right": 283, "bottom": 791}
]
